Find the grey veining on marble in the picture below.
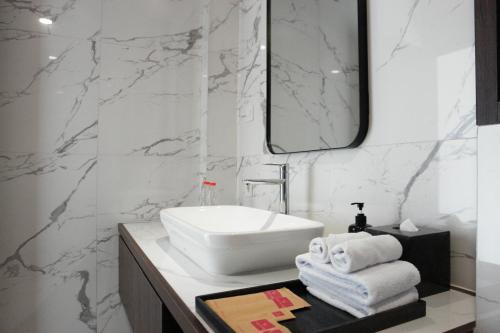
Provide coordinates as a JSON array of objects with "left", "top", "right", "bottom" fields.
[
  {"left": 1, "top": 0, "right": 100, "bottom": 331},
  {"left": 0, "top": 0, "right": 101, "bottom": 39},
  {"left": 0, "top": 31, "right": 99, "bottom": 155},
  {"left": 0, "top": 153, "right": 97, "bottom": 332},
  {"left": 95, "top": 0, "right": 236, "bottom": 331}
]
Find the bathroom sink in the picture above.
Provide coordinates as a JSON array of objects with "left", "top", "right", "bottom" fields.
[{"left": 160, "top": 205, "right": 324, "bottom": 275}]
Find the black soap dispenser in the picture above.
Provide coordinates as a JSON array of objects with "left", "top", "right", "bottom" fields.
[{"left": 348, "top": 202, "right": 371, "bottom": 233}]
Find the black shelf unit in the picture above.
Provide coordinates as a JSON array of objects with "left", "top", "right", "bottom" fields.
[{"left": 475, "top": 0, "right": 500, "bottom": 125}]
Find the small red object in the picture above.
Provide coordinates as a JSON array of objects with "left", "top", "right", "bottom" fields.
[
  {"left": 272, "top": 297, "right": 293, "bottom": 309},
  {"left": 264, "top": 290, "right": 282, "bottom": 299},
  {"left": 272, "top": 311, "right": 284, "bottom": 317},
  {"left": 251, "top": 319, "right": 275, "bottom": 330}
]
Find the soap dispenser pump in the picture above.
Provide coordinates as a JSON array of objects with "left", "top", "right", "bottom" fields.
[{"left": 348, "top": 202, "right": 372, "bottom": 233}]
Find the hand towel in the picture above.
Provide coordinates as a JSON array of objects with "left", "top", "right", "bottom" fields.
[
  {"left": 329, "top": 235, "right": 403, "bottom": 273},
  {"left": 306, "top": 286, "right": 418, "bottom": 318},
  {"left": 309, "top": 232, "right": 372, "bottom": 263},
  {"left": 296, "top": 253, "right": 420, "bottom": 306}
]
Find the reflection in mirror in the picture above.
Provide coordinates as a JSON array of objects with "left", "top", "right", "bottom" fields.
[{"left": 267, "top": 0, "right": 368, "bottom": 154}]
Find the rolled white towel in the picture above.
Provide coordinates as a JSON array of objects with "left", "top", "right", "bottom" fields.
[
  {"left": 309, "top": 232, "right": 372, "bottom": 263},
  {"left": 329, "top": 235, "right": 403, "bottom": 273},
  {"left": 296, "top": 253, "right": 420, "bottom": 306},
  {"left": 307, "top": 286, "right": 418, "bottom": 318}
]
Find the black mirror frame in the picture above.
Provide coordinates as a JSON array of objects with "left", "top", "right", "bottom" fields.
[{"left": 266, "top": 0, "right": 369, "bottom": 154}]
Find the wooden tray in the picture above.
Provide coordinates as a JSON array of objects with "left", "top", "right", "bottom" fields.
[{"left": 195, "top": 280, "right": 426, "bottom": 333}]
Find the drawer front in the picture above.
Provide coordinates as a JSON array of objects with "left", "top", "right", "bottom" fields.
[{"left": 119, "top": 237, "right": 163, "bottom": 333}]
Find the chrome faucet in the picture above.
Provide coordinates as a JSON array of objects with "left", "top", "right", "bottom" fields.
[{"left": 243, "top": 163, "right": 289, "bottom": 214}]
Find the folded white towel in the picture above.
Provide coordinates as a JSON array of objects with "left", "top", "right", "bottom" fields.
[
  {"left": 329, "top": 235, "right": 403, "bottom": 273},
  {"left": 300, "top": 269, "right": 419, "bottom": 317},
  {"left": 307, "top": 286, "right": 418, "bottom": 318},
  {"left": 309, "top": 232, "right": 372, "bottom": 263},
  {"left": 296, "top": 253, "right": 420, "bottom": 306}
]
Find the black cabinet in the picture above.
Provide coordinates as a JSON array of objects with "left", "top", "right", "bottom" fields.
[
  {"left": 119, "top": 237, "right": 182, "bottom": 333},
  {"left": 475, "top": 0, "right": 500, "bottom": 125}
]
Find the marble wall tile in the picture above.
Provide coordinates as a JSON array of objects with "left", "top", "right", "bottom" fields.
[
  {"left": 99, "top": 41, "right": 202, "bottom": 105},
  {"left": 98, "top": 92, "right": 201, "bottom": 157},
  {"left": 206, "top": 49, "right": 238, "bottom": 157},
  {"left": 237, "top": 0, "right": 268, "bottom": 157},
  {"left": 476, "top": 124, "right": 500, "bottom": 331},
  {"left": 476, "top": 261, "right": 500, "bottom": 332},
  {"left": 200, "top": 0, "right": 240, "bottom": 202},
  {"left": 367, "top": 0, "right": 476, "bottom": 145},
  {"left": 0, "top": 0, "right": 101, "bottom": 40},
  {"left": 208, "top": 0, "right": 240, "bottom": 51},
  {"left": 95, "top": 154, "right": 201, "bottom": 333},
  {"left": 0, "top": 0, "right": 100, "bottom": 324},
  {"left": 96, "top": 223, "right": 130, "bottom": 333},
  {"left": 477, "top": 125, "right": 500, "bottom": 266},
  {"left": 0, "top": 153, "right": 97, "bottom": 332},
  {"left": 204, "top": 156, "right": 237, "bottom": 205},
  {"left": 97, "top": 155, "right": 200, "bottom": 220},
  {"left": 102, "top": 0, "right": 201, "bottom": 45},
  {"left": 0, "top": 31, "right": 99, "bottom": 154},
  {"left": 1, "top": 0, "right": 237, "bottom": 332},
  {"left": 93, "top": 2, "right": 210, "bottom": 332}
]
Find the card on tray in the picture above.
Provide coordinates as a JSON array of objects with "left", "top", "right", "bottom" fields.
[{"left": 205, "top": 288, "right": 310, "bottom": 332}]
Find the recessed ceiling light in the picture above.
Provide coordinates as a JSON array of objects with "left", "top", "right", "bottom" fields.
[
  {"left": 331, "top": 69, "right": 341, "bottom": 74},
  {"left": 260, "top": 45, "right": 266, "bottom": 51},
  {"left": 39, "top": 17, "right": 53, "bottom": 25},
  {"left": 48, "top": 56, "right": 57, "bottom": 60}
]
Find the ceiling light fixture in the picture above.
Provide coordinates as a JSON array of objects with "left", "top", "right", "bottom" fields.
[{"left": 39, "top": 17, "right": 53, "bottom": 25}]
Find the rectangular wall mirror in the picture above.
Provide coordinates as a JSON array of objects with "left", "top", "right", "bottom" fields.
[{"left": 266, "top": 0, "right": 369, "bottom": 154}]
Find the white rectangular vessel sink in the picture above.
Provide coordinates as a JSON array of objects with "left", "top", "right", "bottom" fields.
[{"left": 160, "top": 205, "right": 324, "bottom": 275}]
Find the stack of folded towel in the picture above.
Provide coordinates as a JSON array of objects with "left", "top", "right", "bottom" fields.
[{"left": 297, "top": 232, "right": 421, "bottom": 318}]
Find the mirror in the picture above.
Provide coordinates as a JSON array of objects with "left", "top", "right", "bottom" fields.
[{"left": 267, "top": 0, "right": 369, "bottom": 154}]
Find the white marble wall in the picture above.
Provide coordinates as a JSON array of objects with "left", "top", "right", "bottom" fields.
[
  {"left": 0, "top": 1, "right": 479, "bottom": 332},
  {"left": 0, "top": 0, "right": 240, "bottom": 331},
  {"left": 202, "top": 0, "right": 240, "bottom": 205},
  {"left": 97, "top": 0, "right": 206, "bottom": 331},
  {"left": 236, "top": 0, "right": 477, "bottom": 290},
  {"left": 0, "top": 0, "right": 205, "bottom": 332},
  {"left": 0, "top": 0, "right": 100, "bottom": 331},
  {"left": 476, "top": 125, "right": 500, "bottom": 332}
]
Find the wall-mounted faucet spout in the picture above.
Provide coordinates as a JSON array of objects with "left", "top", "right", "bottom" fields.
[{"left": 242, "top": 163, "right": 289, "bottom": 214}]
